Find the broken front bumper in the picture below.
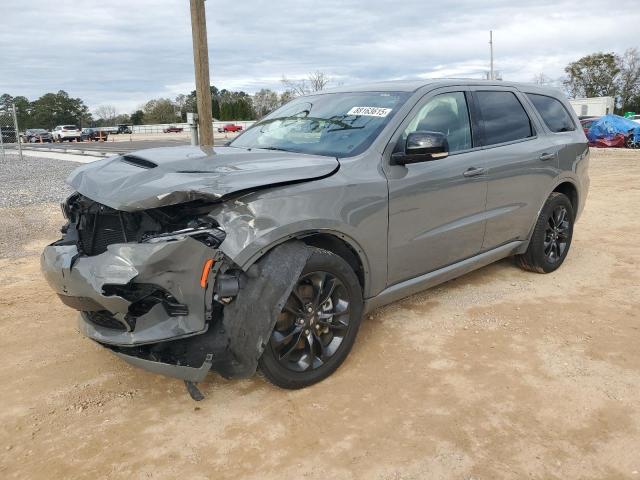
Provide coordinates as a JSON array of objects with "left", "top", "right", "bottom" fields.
[
  {"left": 42, "top": 235, "right": 312, "bottom": 383},
  {"left": 41, "top": 237, "right": 218, "bottom": 347}
]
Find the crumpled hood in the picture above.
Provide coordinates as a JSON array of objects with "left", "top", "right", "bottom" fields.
[{"left": 67, "top": 145, "right": 339, "bottom": 211}]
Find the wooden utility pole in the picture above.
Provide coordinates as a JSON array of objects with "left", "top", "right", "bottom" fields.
[{"left": 189, "top": 0, "right": 214, "bottom": 146}]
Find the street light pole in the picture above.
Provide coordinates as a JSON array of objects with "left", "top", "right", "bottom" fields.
[
  {"left": 489, "top": 30, "right": 494, "bottom": 81},
  {"left": 189, "top": 0, "right": 214, "bottom": 146}
]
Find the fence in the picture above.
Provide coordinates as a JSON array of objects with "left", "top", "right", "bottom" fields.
[
  {"left": 129, "top": 121, "right": 256, "bottom": 135},
  {"left": 0, "top": 103, "right": 22, "bottom": 161}
]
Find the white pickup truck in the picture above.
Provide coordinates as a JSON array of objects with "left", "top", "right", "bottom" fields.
[{"left": 51, "top": 125, "right": 81, "bottom": 142}]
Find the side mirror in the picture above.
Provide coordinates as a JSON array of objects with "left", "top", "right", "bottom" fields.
[{"left": 392, "top": 131, "right": 449, "bottom": 165}]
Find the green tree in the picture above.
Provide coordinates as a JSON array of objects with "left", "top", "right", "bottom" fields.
[
  {"left": 142, "top": 98, "right": 181, "bottom": 124},
  {"left": 564, "top": 52, "right": 620, "bottom": 98},
  {"left": 130, "top": 110, "right": 145, "bottom": 125},
  {"left": 617, "top": 48, "right": 640, "bottom": 112},
  {"left": 30, "top": 90, "right": 91, "bottom": 128},
  {"left": 182, "top": 86, "right": 257, "bottom": 121},
  {"left": 0, "top": 93, "right": 13, "bottom": 111},
  {"left": 12, "top": 96, "right": 31, "bottom": 129}
]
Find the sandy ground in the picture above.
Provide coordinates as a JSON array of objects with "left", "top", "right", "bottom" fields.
[{"left": 1, "top": 150, "right": 639, "bottom": 479}]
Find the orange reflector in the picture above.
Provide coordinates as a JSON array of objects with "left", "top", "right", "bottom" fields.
[{"left": 200, "top": 259, "right": 215, "bottom": 288}]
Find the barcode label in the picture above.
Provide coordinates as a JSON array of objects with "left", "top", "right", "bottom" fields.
[{"left": 346, "top": 106, "right": 392, "bottom": 117}]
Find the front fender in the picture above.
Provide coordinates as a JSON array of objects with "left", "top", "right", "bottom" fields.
[{"left": 209, "top": 176, "right": 388, "bottom": 298}]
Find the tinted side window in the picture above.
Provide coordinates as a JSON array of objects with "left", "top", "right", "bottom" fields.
[
  {"left": 526, "top": 93, "right": 575, "bottom": 133},
  {"left": 403, "top": 92, "right": 472, "bottom": 153},
  {"left": 476, "top": 91, "right": 533, "bottom": 145}
]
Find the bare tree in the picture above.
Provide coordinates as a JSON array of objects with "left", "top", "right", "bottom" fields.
[
  {"left": 279, "top": 90, "right": 295, "bottom": 105},
  {"left": 281, "top": 71, "right": 331, "bottom": 97},
  {"left": 308, "top": 71, "right": 330, "bottom": 92},
  {"left": 94, "top": 104, "right": 118, "bottom": 124},
  {"left": 281, "top": 75, "right": 309, "bottom": 97},
  {"left": 617, "top": 48, "right": 640, "bottom": 111},
  {"left": 252, "top": 89, "right": 280, "bottom": 117},
  {"left": 532, "top": 72, "right": 554, "bottom": 86}
]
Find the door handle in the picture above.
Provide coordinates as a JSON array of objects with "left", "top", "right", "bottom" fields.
[
  {"left": 463, "top": 167, "right": 486, "bottom": 177},
  {"left": 539, "top": 152, "right": 557, "bottom": 161}
]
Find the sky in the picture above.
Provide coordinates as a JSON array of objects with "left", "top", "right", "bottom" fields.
[{"left": 1, "top": 0, "right": 639, "bottom": 115}]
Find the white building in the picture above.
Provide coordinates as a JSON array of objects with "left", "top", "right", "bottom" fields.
[{"left": 569, "top": 97, "right": 615, "bottom": 117}]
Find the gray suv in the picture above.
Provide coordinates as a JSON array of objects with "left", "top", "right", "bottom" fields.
[{"left": 42, "top": 80, "right": 589, "bottom": 394}]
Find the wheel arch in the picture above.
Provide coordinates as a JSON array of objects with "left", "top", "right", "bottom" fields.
[
  {"left": 240, "top": 230, "right": 370, "bottom": 297},
  {"left": 552, "top": 180, "right": 579, "bottom": 217}
]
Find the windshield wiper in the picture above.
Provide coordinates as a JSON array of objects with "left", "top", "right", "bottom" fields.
[{"left": 259, "top": 146, "right": 290, "bottom": 152}]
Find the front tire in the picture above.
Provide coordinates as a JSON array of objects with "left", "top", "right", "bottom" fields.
[
  {"left": 259, "top": 248, "right": 364, "bottom": 389},
  {"left": 516, "top": 192, "right": 574, "bottom": 273}
]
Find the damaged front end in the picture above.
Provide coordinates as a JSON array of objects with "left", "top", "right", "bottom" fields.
[{"left": 42, "top": 193, "right": 309, "bottom": 386}]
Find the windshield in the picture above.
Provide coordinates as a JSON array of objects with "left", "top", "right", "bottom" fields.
[{"left": 231, "top": 91, "right": 410, "bottom": 157}]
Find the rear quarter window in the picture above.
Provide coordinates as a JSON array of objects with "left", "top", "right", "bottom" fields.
[
  {"left": 526, "top": 93, "right": 576, "bottom": 133},
  {"left": 476, "top": 91, "right": 534, "bottom": 146}
]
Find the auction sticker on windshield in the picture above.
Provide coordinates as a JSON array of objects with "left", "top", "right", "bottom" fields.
[{"left": 347, "top": 106, "right": 392, "bottom": 117}]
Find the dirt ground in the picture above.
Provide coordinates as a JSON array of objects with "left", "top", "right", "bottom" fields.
[{"left": 1, "top": 150, "right": 639, "bottom": 479}]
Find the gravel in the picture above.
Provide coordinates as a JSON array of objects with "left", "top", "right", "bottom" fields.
[
  {"left": 0, "top": 153, "right": 77, "bottom": 207},
  {"left": 0, "top": 153, "right": 80, "bottom": 258}
]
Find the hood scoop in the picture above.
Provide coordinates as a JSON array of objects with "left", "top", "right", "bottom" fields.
[{"left": 120, "top": 155, "right": 157, "bottom": 169}]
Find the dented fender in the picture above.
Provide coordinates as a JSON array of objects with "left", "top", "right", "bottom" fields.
[{"left": 208, "top": 168, "right": 388, "bottom": 298}]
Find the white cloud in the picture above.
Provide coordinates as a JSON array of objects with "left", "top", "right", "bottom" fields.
[{"left": 0, "top": 0, "right": 638, "bottom": 112}]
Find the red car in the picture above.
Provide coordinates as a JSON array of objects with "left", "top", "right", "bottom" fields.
[
  {"left": 579, "top": 117, "right": 598, "bottom": 135},
  {"left": 218, "top": 124, "right": 243, "bottom": 133},
  {"left": 163, "top": 126, "right": 184, "bottom": 133}
]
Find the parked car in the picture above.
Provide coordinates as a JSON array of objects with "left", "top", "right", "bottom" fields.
[
  {"left": 81, "top": 128, "right": 109, "bottom": 142},
  {"left": 41, "top": 80, "right": 589, "bottom": 398},
  {"left": 116, "top": 124, "right": 132, "bottom": 134},
  {"left": 0, "top": 125, "right": 19, "bottom": 142},
  {"left": 52, "top": 125, "right": 81, "bottom": 142},
  {"left": 218, "top": 123, "right": 243, "bottom": 133},
  {"left": 21, "top": 128, "right": 53, "bottom": 143},
  {"left": 163, "top": 126, "right": 183, "bottom": 133},
  {"left": 580, "top": 117, "right": 599, "bottom": 135}
]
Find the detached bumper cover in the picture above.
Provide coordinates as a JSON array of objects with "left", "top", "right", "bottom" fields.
[
  {"left": 113, "top": 351, "right": 214, "bottom": 383},
  {"left": 41, "top": 236, "right": 216, "bottom": 346}
]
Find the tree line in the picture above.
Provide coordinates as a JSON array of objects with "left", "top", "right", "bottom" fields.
[
  {"left": 0, "top": 71, "right": 331, "bottom": 130},
  {"left": 7, "top": 50, "right": 637, "bottom": 131}
]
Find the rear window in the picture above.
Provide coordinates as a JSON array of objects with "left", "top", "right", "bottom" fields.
[
  {"left": 63, "top": 125, "right": 78, "bottom": 130},
  {"left": 476, "top": 91, "right": 534, "bottom": 146},
  {"left": 526, "top": 93, "right": 575, "bottom": 133}
]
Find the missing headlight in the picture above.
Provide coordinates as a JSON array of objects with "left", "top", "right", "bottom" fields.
[{"left": 141, "top": 226, "right": 226, "bottom": 247}]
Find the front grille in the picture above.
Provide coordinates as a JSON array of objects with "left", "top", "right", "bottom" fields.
[
  {"left": 78, "top": 211, "right": 138, "bottom": 256},
  {"left": 85, "top": 311, "right": 127, "bottom": 331}
]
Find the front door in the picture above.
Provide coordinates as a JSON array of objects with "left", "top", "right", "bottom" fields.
[{"left": 385, "top": 89, "right": 488, "bottom": 285}]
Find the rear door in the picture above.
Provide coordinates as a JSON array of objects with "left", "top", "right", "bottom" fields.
[
  {"left": 471, "top": 87, "right": 559, "bottom": 250},
  {"left": 384, "top": 88, "right": 488, "bottom": 285}
]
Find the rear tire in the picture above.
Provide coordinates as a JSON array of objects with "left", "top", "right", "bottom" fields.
[
  {"left": 516, "top": 192, "right": 574, "bottom": 273},
  {"left": 259, "top": 248, "right": 364, "bottom": 389}
]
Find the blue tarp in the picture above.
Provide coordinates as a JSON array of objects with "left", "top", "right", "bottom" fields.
[{"left": 586, "top": 114, "right": 640, "bottom": 143}]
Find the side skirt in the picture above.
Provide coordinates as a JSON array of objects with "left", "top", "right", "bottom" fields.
[{"left": 364, "top": 241, "right": 524, "bottom": 314}]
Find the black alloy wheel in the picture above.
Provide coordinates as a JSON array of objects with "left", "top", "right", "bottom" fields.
[
  {"left": 516, "top": 192, "right": 574, "bottom": 273},
  {"left": 544, "top": 205, "right": 570, "bottom": 264},
  {"left": 270, "top": 270, "right": 351, "bottom": 372},
  {"left": 259, "top": 248, "right": 363, "bottom": 389}
]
